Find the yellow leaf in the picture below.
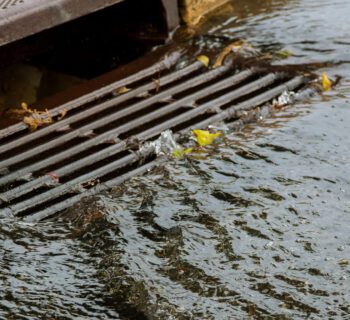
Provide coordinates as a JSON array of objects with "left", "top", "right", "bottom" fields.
[
  {"left": 197, "top": 55, "right": 210, "bottom": 67},
  {"left": 275, "top": 50, "right": 294, "bottom": 59},
  {"left": 192, "top": 129, "right": 222, "bottom": 146},
  {"left": 21, "top": 102, "right": 29, "bottom": 111},
  {"left": 322, "top": 72, "right": 332, "bottom": 91},
  {"left": 58, "top": 109, "right": 68, "bottom": 121},
  {"left": 116, "top": 86, "right": 131, "bottom": 94},
  {"left": 23, "top": 116, "right": 39, "bottom": 131},
  {"left": 172, "top": 147, "right": 193, "bottom": 158}
]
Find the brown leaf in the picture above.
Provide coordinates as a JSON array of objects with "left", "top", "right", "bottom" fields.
[{"left": 213, "top": 40, "right": 245, "bottom": 68}]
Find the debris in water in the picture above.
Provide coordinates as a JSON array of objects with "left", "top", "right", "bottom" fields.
[
  {"left": 141, "top": 130, "right": 180, "bottom": 156},
  {"left": 338, "top": 259, "right": 349, "bottom": 266},
  {"left": 192, "top": 129, "right": 222, "bottom": 146},
  {"left": 58, "top": 108, "right": 68, "bottom": 121},
  {"left": 272, "top": 90, "right": 295, "bottom": 109},
  {"left": 322, "top": 72, "right": 332, "bottom": 91},
  {"left": 172, "top": 147, "right": 193, "bottom": 159},
  {"left": 24, "top": 110, "right": 53, "bottom": 131},
  {"left": 197, "top": 55, "right": 210, "bottom": 67},
  {"left": 275, "top": 50, "right": 294, "bottom": 59},
  {"left": 116, "top": 86, "right": 131, "bottom": 95},
  {"left": 213, "top": 40, "right": 246, "bottom": 67}
]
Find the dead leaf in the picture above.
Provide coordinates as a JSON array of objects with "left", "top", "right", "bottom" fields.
[
  {"left": 172, "top": 147, "right": 193, "bottom": 158},
  {"left": 81, "top": 179, "right": 100, "bottom": 189},
  {"left": 339, "top": 259, "right": 349, "bottom": 266},
  {"left": 12, "top": 102, "right": 54, "bottom": 131},
  {"left": 58, "top": 109, "right": 68, "bottom": 120},
  {"left": 197, "top": 55, "right": 210, "bottom": 67},
  {"left": 322, "top": 72, "right": 332, "bottom": 91},
  {"left": 116, "top": 86, "right": 131, "bottom": 95},
  {"left": 213, "top": 40, "right": 245, "bottom": 68}
]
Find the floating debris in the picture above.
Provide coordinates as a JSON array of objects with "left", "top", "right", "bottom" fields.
[
  {"left": 115, "top": 86, "right": 131, "bottom": 95},
  {"left": 141, "top": 130, "right": 180, "bottom": 156},
  {"left": 172, "top": 147, "right": 193, "bottom": 159},
  {"left": 192, "top": 129, "right": 222, "bottom": 146},
  {"left": 197, "top": 55, "right": 210, "bottom": 67},
  {"left": 275, "top": 50, "right": 294, "bottom": 59},
  {"left": 338, "top": 259, "right": 349, "bottom": 266},
  {"left": 213, "top": 40, "right": 250, "bottom": 67},
  {"left": 272, "top": 90, "right": 296, "bottom": 108},
  {"left": 322, "top": 72, "right": 332, "bottom": 91}
]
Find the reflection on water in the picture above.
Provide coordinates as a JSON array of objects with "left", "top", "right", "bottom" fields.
[{"left": 1, "top": 0, "right": 350, "bottom": 319}]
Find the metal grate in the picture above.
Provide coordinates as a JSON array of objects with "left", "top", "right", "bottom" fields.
[{"left": 0, "top": 50, "right": 308, "bottom": 221}]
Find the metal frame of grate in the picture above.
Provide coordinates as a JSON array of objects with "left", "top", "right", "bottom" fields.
[
  {"left": 0, "top": 0, "right": 125, "bottom": 46},
  {"left": 0, "top": 50, "right": 307, "bottom": 220}
]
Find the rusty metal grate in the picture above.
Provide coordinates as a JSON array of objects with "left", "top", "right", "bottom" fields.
[{"left": 0, "top": 49, "right": 308, "bottom": 221}]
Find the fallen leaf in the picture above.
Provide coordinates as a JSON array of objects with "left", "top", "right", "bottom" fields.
[
  {"left": 12, "top": 103, "right": 54, "bottom": 131},
  {"left": 192, "top": 129, "right": 222, "bottom": 146},
  {"left": 116, "top": 86, "right": 131, "bottom": 94},
  {"left": 23, "top": 116, "right": 39, "bottom": 131},
  {"left": 322, "top": 72, "right": 332, "bottom": 91},
  {"left": 21, "top": 102, "right": 29, "bottom": 111},
  {"left": 197, "top": 55, "right": 210, "bottom": 67},
  {"left": 213, "top": 40, "right": 245, "bottom": 68},
  {"left": 58, "top": 109, "right": 68, "bottom": 121},
  {"left": 339, "top": 259, "right": 349, "bottom": 266},
  {"left": 275, "top": 50, "right": 294, "bottom": 59},
  {"left": 172, "top": 147, "right": 193, "bottom": 158}
]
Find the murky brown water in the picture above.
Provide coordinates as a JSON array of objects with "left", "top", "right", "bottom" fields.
[{"left": 1, "top": 0, "right": 350, "bottom": 319}]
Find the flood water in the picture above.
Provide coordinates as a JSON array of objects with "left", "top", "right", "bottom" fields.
[{"left": 1, "top": 0, "right": 350, "bottom": 319}]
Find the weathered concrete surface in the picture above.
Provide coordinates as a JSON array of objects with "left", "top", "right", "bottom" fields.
[
  {"left": 180, "top": 0, "right": 231, "bottom": 25},
  {"left": 0, "top": 0, "right": 125, "bottom": 47}
]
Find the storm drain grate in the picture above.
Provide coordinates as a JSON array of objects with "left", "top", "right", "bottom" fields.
[{"left": 0, "top": 49, "right": 308, "bottom": 221}]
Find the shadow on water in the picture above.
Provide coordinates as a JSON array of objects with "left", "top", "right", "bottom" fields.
[{"left": 1, "top": 0, "right": 350, "bottom": 319}]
